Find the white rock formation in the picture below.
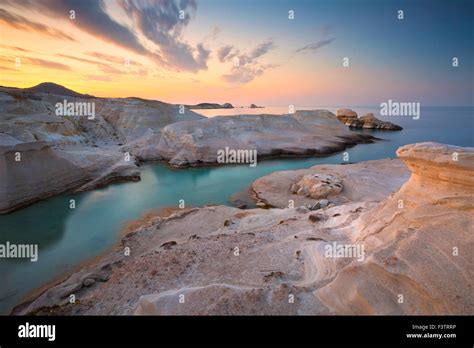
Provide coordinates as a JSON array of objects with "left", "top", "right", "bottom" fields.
[
  {"left": 0, "top": 83, "right": 203, "bottom": 213},
  {"left": 155, "top": 110, "right": 376, "bottom": 167},
  {"left": 14, "top": 143, "right": 473, "bottom": 315}
]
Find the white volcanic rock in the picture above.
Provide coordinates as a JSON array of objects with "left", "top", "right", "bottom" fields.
[
  {"left": 154, "top": 110, "right": 376, "bottom": 167},
  {"left": 252, "top": 158, "right": 410, "bottom": 208},
  {"left": 291, "top": 173, "right": 343, "bottom": 199},
  {"left": 314, "top": 142, "right": 474, "bottom": 314},
  {"left": 0, "top": 84, "right": 380, "bottom": 212},
  {"left": 0, "top": 141, "right": 139, "bottom": 213},
  {"left": 0, "top": 85, "right": 204, "bottom": 146},
  {"left": 16, "top": 143, "right": 472, "bottom": 315},
  {"left": 0, "top": 84, "right": 204, "bottom": 213}
]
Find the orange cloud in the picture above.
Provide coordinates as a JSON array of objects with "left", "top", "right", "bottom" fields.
[{"left": 0, "top": 8, "right": 75, "bottom": 41}]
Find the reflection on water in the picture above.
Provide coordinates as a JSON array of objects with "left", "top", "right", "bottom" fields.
[{"left": 0, "top": 106, "right": 472, "bottom": 313}]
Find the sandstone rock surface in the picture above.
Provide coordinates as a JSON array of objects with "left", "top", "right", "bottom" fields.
[
  {"left": 15, "top": 142, "right": 472, "bottom": 315},
  {"left": 291, "top": 173, "right": 343, "bottom": 199},
  {"left": 154, "top": 110, "right": 376, "bottom": 167},
  {"left": 0, "top": 83, "right": 203, "bottom": 213},
  {"left": 1, "top": 84, "right": 379, "bottom": 213},
  {"left": 252, "top": 158, "right": 410, "bottom": 208}
]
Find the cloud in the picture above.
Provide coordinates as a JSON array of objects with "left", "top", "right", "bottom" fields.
[
  {"left": 57, "top": 53, "right": 148, "bottom": 77},
  {"left": 217, "top": 45, "right": 236, "bottom": 62},
  {"left": 117, "top": 0, "right": 210, "bottom": 72},
  {"left": 0, "top": 66, "right": 17, "bottom": 71},
  {"left": 219, "top": 40, "right": 275, "bottom": 66},
  {"left": 222, "top": 63, "right": 279, "bottom": 85},
  {"left": 56, "top": 54, "right": 101, "bottom": 65},
  {"left": 249, "top": 41, "right": 276, "bottom": 60},
  {"left": 25, "top": 57, "right": 71, "bottom": 70},
  {"left": 0, "top": 8, "right": 75, "bottom": 41},
  {"left": 203, "top": 25, "right": 220, "bottom": 41},
  {"left": 5, "top": 0, "right": 208, "bottom": 72},
  {"left": 86, "top": 52, "right": 131, "bottom": 65},
  {"left": 219, "top": 40, "right": 277, "bottom": 84},
  {"left": 222, "top": 66, "right": 265, "bottom": 84},
  {"left": 295, "top": 38, "right": 334, "bottom": 54},
  {"left": 56, "top": 53, "right": 124, "bottom": 74},
  {"left": 0, "top": 44, "right": 32, "bottom": 52},
  {"left": 85, "top": 75, "right": 112, "bottom": 82}
]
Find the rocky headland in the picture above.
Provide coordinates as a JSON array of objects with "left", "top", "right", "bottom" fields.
[
  {"left": 13, "top": 142, "right": 473, "bottom": 315},
  {"left": 0, "top": 83, "right": 378, "bottom": 213},
  {"left": 0, "top": 83, "right": 204, "bottom": 213},
  {"left": 152, "top": 110, "right": 376, "bottom": 167},
  {"left": 336, "top": 108, "right": 402, "bottom": 130}
]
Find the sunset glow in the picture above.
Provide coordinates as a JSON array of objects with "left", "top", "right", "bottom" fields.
[{"left": 1, "top": 0, "right": 472, "bottom": 105}]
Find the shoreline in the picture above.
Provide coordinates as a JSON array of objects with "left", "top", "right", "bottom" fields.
[
  {"left": 9, "top": 142, "right": 474, "bottom": 315},
  {"left": 2, "top": 138, "right": 383, "bottom": 313},
  {"left": 1, "top": 134, "right": 380, "bottom": 216},
  {"left": 9, "top": 206, "right": 190, "bottom": 315}
]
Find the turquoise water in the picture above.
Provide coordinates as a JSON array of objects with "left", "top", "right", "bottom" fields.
[{"left": 0, "top": 106, "right": 472, "bottom": 314}]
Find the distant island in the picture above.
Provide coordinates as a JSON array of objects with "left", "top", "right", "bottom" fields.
[
  {"left": 183, "top": 103, "right": 264, "bottom": 109},
  {"left": 185, "top": 102, "right": 234, "bottom": 109}
]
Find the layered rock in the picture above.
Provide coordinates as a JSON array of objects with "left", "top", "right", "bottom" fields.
[
  {"left": 252, "top": 158, "right": 410, "bottom": 208},
  {"left": 0, "top": 140, "right": 139, "bottom": 214},
  {"left": 0, "top": 83, "right": 204, "bottom": 213},
  {"left": 154, "top": 110, "right": 376, "bottom": 167},
  {"left": 354, "top": 113, "right": 402, "bottom": 130},
  {"left": 336, "top": 108, "right": 358, "bottom": 122},
  {"left": 1, "top": 83, "right": 383, "bottom": 213},
  {"left": 290, "top": 173, "right": 343, "bottom": 199},
  {"left": 315, "top": 142, "right": 473, "bottom": 314},
  {"left": 336, "top": 109, "right": 402, "bottom": 130},
  {"left": 15, "top": 142, "right": 472, "bottom": 315}
]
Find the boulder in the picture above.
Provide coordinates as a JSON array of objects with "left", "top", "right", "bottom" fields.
[
  {"left": 337, "top": 111, "right": 402, "bottom": 130},
  {"left": 292, "top": 173, "right": 343, "bottom": 199},
  {"left": 251, "top": 159, "right": 410, "bottom": 208},
  {"left": 336, "top": 108, "right": 358, "bottom": 123}
]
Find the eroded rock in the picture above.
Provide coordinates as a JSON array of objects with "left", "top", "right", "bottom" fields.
[
  {"left": 336, "top": 109, "right": 402, "bottom": 130},
  {"left": 292, "top": 173, "right": 343, "bottom": 199}
]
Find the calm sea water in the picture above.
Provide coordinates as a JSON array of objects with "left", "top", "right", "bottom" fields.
[{"left": 0, "top": 106, "right": 472, "bottom": 314}]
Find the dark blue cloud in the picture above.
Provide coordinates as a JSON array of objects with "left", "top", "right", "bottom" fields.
[
  {"left": 295, "top": 38, "right": 335, "bottom": 54},
  {"left": 118, "top": 0, "right": 209, "bottom": 72}
]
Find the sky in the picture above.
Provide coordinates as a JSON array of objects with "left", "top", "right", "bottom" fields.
[{"left": 0, "top": 0, "right": 473, "bottom": 106}]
